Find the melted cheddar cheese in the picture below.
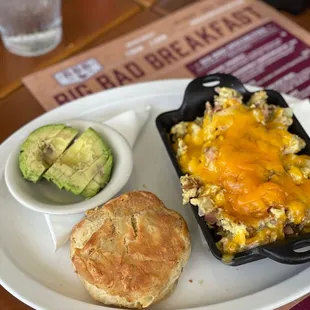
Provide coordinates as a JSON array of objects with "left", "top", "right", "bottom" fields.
[{"left": 172, "top": 88, "right": 310, "bottom": 255}]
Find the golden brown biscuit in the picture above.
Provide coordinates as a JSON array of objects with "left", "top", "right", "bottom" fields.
[{"left": 70, "top": 191, "right": 191, "bottom": 309}]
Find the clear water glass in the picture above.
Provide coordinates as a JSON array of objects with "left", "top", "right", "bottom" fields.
[{"left": 0, "top": 0, "right": 62, "bottom": 57}]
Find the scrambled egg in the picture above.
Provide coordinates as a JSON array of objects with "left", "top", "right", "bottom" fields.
[{"left": 172, "top": 87, "right": 310, "bottom": 255}]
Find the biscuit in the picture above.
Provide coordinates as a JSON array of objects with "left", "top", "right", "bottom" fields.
[{"left": 70, "top": 191, "right": 191, "bottom": 308}]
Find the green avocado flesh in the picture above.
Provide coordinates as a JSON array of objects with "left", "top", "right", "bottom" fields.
[
  {"left": 81, "top": 155, "right": 113, "bottom": 198},
  {"left": 19, "top": 124, "right": 79, "bottom": 183},
  {"left": 44, "top": 127, "right": 113, "bottom": 196},
  {"left": 19, "top": 124, "right": 114, "bottom": 198}
]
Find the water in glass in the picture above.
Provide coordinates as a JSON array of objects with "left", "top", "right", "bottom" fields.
[{"left": 0, "top": 0, "right": 62, "bottom": 57}]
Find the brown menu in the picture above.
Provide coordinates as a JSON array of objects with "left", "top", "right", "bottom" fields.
[{"left": 23, "top": 0, "right": 310, "bottom": 111}]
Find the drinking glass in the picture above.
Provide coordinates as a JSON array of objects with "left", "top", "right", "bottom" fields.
[{"left": 0, "top": 0, "right": 62, "bottom": 57}]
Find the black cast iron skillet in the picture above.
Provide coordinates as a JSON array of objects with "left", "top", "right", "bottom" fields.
[{"left": 156, "top": 73, "right": 310, "bottom": 266}]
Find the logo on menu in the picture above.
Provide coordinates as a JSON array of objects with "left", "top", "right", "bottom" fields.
[{"left": 53, "top": 59, "right": 103, "bottom": 86}]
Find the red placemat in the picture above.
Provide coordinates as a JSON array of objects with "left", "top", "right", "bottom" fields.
[{"left": 291, "top": 296, "right": 310, "bottom": 310}]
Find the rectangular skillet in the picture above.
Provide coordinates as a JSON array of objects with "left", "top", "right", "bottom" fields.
[{"left": 156, "top": 73, "right": 310, "bottom": 266}]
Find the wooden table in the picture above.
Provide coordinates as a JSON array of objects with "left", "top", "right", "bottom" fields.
[{"left": 0, "top": 1, "right": 310, "bottom": 309}]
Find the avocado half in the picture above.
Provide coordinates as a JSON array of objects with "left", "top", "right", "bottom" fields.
[
  {"left": 19, "top": 124, "right": 79, "bottom": 183},
  {"left": 44, "top": 127, "right": 113, "bottom": 197}
]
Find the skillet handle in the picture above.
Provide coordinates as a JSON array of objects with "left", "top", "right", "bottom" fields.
[
  {"left": 259, "top": 239, "right": 310, "bottom": 264},
  {"left": 179, "top": 73, "right": 249, "bottom": 118}
]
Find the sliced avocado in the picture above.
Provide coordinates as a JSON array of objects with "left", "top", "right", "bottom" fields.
[
  {"left": 44, "top": 127, "right": 101, "bottom": 185},
  {"left": 44, "top": 127, "right": 79, "bottom": 165},
  {"left": 82, "top": 155, "right": 113, "bottom": 198},
  {"left": 44, "top": 127, "right": 110, "bottom": 195},
  {"left": 19, "top": 124, "right": 70, "bottom": 183},
  {"left": 64, "top": 153, "right": 109, "bottom": 195},
  {"left": 80, "top": 179, "right": 100, "bottom": 198}
]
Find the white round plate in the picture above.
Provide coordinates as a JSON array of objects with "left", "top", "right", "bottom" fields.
[{"left": 0, "top": 79, "right": 309, "bottom": 310}]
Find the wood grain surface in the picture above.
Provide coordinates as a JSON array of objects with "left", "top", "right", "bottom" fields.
[{"left": 0, "top": 0, "right": 141, "bottom": 98}]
